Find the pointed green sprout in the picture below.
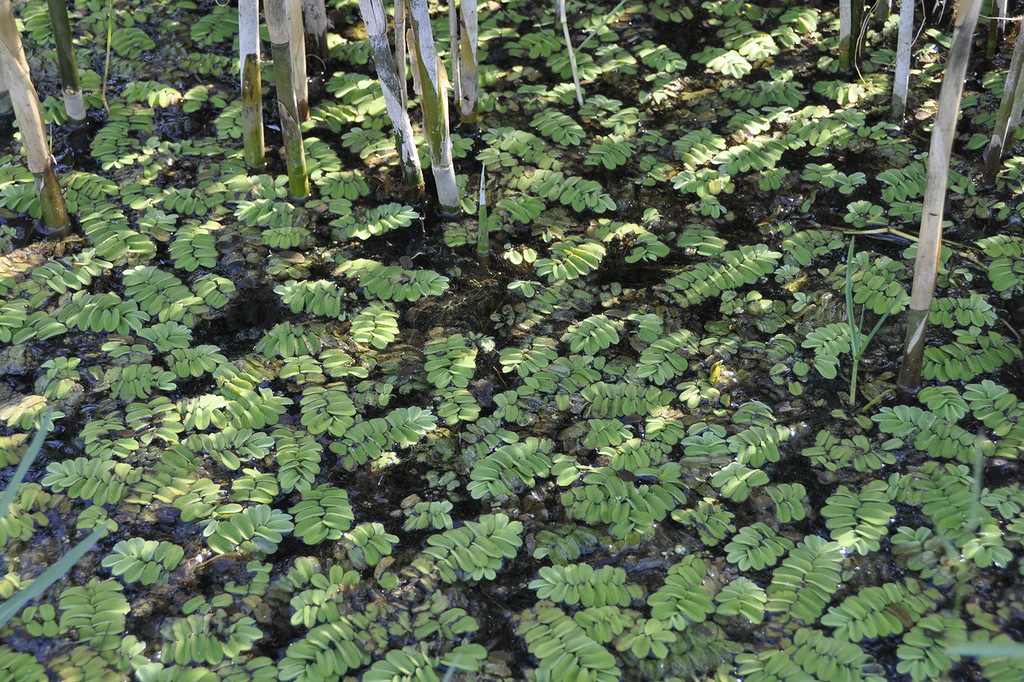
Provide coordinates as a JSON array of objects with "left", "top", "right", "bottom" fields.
[{"left": 0, "top": 411, "right": 108, "bottom": 629}]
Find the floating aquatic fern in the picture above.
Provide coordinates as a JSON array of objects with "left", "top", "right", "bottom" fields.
[
  {"left": 41, "top": 458, "right": 138, "bottom": 506},
  {"left": 300, "top": 385, "right": 356, "bottom": 437},
  {"left": 635, "top": 329, "right": 699, "bottom": 386},
  {"left": 468, "top": 437, "right": 555, "bottom": 500},
  {"left": 647, "top": 555, "right": 714, "bottom": 631},
  {"left": 255, "top": 322, "right": 324, "bottom": 359},
  {"left": 780, "top": 228, "right": 844, "bottom": 267},
  {"left": 725, "top": 522, "right": 794, "bottom": 571},
  {"left": 801, "top": 429, "right": 899, "bottom": 472},
  {"left": 331, "top": 202, "right": 418, "bottom": 241},
  {"left": 230, "top": 468, "right": 279, "bottom": 504},
  {"left": 160, "top": 612, "right": 262, "bottom": 666},
  {"left": 101, "top": 538, "right": 184, "bottom": 586},
  {"left": 478, "top": 126, "right": 554, "bottom": 169},
  {"left": 922, "top": 328, "right": 1021, "bottom": 382},
  {"left": 341, "top": 522, "right": 398, "bottom": 569},
  {"left": 437, "top": 388, "right": 480, "bottom": 425},
  {"left": 137, "top": 321, "right": 191, "bottom": 352},
  {"left": 338, "top": 258, "right": 450, "bottom": 302},
  {"left": 901, "top": 462, "right": 1014, "bottom": 569},
  {"left": 57, "top": 291, "right": 150, "bottom": 334},
  {"left": 672, "top": 497, "right": 735, "bottom": 545},
  {"left": 288, "top": 566, "right": 360, "bottom": 628},
  {"left": 765, "top": 483, "right": 808, "bottom": 523},
  {"left": 274, "top": 428, "right": 322, "bottom": 493},
  {"left": 673, "top": 129, "right": 728, "bottom": 171},
  {"left": 417, "top": 513, "right": 523, "bottom": 583},
  {"left": 821, "top": 481, "right": 896, "bottom": 555},
  {"left": 820, "top": 579, "right": 938, "bottom": 642},
  {"left": 715, "top": 577, "right": 767, "bottom": 624},
  {"left": 581, "top": 418, "right": 632, "bottom": 449},
  {"left": 714, "top": 137, "right": 789, "bottom": 176},
  {"left": 571, "top": 605, "right": 633, "bottom": 645},
  {"left": 0, "top": 300, "right": 30, "bottom": 344},
  {"left": 290, "top": 485, "right": 354, "bottom": 545},
  {"left": 203, "top": 504, "right": 294, "bottom": 555},
  {"left": 964, "top": 380, "right": 1023, "bottom": 437},
  {"left": 403, "top": 500, "right": 454, "bottom": 532},
  {"left": 728, "top": 424, "right": 789, "bottom": 467},
  {"left": 275, "top": 280, "right": 350, "bottom": 319},
  {"left": 532, "top": 109, "right": 585, "bottom": 146},
  {"left": 0, "top": 483, "right": 53, "bottom": 547},
  {"left": 532, "top": 523, "right": 600, "bottom": 565},
  {"left": 423, "top": 334, "right": 477, "bottom": 389},
  {"left": 95, "top": 363, "right": 178, "bottom": 402},
  {"left": 710, "top": 461, "right": 769, "bottom": 502},
  {"left": 363, "top": 643, "right": 487, "bottom": 681},
  {"left": 659, "top": 244, "right": 781, "bottom": 308},
  {"left": 736, "top": 628, "right": 886, "bottom": 682},
  {"left": 896, "top": 614, "right": 965, "bottom": 681},
  {"left": 979, "top": 234, "right": 1024, "bottom": 294},
  {"left": 19, "top": 603, "right": 58, "bottom": 639},
  {"left": 582, "top": 382, "right": 672, "bottom": 419},
  {"left": 765, "top": 535, "right": 843, "bottom": 624},
  {"left": 800, "top": 322, "right": 851, "bottom": 380},
  {"left": 616, "top": 617, "right": 677, "bottom": 660},
  {"left": 497, "top": 193, "right": 546, "bottom": 225},
  {"left": 562, "top": 463, "right": 689, "bottom": 539},
  {"left": 874, "top": 404, "right": 975, "bottom": 462},
  {"left": 29, "top": 249, "right": 110, "bottom": 295},
  {"left": 515, "top": 602, "right": 621, "bottom": 681},
  {"left": 586, "top": 136, "right": 634, "bottom": 170},
  {"left": 561, "top": 314, "right": 623, "bottom": 355},
  {"left": 533, "top": 562, "right": 643, "bottom": 610},
  {"left": 534, "top": 238, "right": 606, "bottom": 283},
  {"left": 171, "top": 476, "right": 219, "bottom": 523},
  {"left": 192, "top": 274, "right": 236, "bottom": 309},
  {"left": 168, "top": 345, "right": 229, "bottom": 378},
  {"left": 930, "top": 293, "right": 998, "bottom": 329},
  {"left": 218, "top": 379, "right": 290, "bottom": 431},
  {"left": 517, "top": 169, "right": 617, "bottom": 213},
  {"left": 350, "top": 302, "right": 400, "bottom": 349}
]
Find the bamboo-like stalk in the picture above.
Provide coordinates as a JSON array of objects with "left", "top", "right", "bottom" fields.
[
  {"left": 897, "top": 0, "right": 984, "bottom": 396},
  {"left": 985, "top": 0, "right": 1004, "bottom": 56},
  {"left": 891, "top": 0, "right": 915, "bottom": 122},
  {"left": 457, "top": 0, "right": 478, "bottom": 122},
  {"left": 100, "top": 0, "right": 111, "bottom": 111},
  {"left": 394, "top": 0, "right": 408, "bottom": 108},
  {"left": 477, "top": 164, "right": 489, "bottom": 257},
  {"left": 449, "top": 0, "right": 459, "bottom": 115},
  {"left": 301, "top": 0, "right": 328, "bottom": 61},
  {"left": 358, "top": 0, "right": 424, "bottom": 201},
  {"left": 839, "top": 0, "right": 853, "bottom": 71},
  {"left": 407, "top": 0, "right": 460, "bottom": 213},
  {"left": 0, "top": 0, "right": 70, "bottom": 236},
  {"left": 0, "top": 62, "right": 10, "bottom": 114},
  {"left": 266, "top": 0, "right": 310, "bottom": 198},
  {"left": 557, "top": 0, "right": 583, "bottom": 106},
  {"left": 404, "top": 3, "right": 424, "bottom": 99},
  {"left": 983, "top": 24, "right": 1024, "bottom": 182},
  {"left": 46, "top": 0, "right": 86, "bottom": 124},
  {"left": 288, "top": 0, "right": 309, "bottom": 121},
  {"left": 399, "top": 0, "right": 423, "bottom": 101},
  {"left": 239, "top": 0, "right": 265, "bottom": 169}
]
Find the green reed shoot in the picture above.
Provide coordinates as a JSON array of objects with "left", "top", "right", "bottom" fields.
[
  {"left": 845, "top": 239, "right": 898, "bottom": 408},
  {"left": 0, "top": 411, "right": 108, "bottom": 629}
]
